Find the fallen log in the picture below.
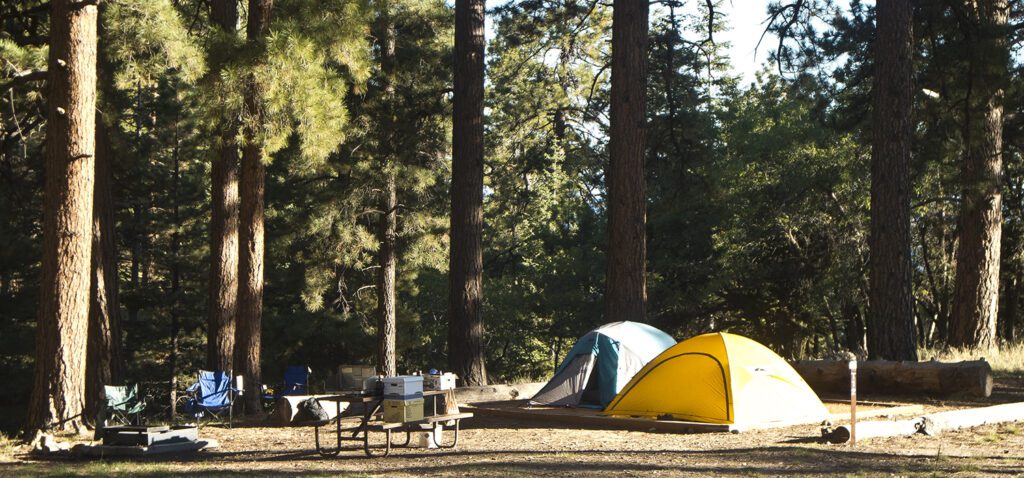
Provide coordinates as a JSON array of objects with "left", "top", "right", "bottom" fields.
[
  {"left": 823, "top": 418, "right": 921, "bottom": 444},
  {"left": 793, "top": 359, "right": 992, "bottom": 398},
  {"left": 273, "top": 395, "right": 348, "bottom": 425},
  {"left": 918, "top": 402, "right": 1024, "bottom": 436},
  {"left": 824, "top": 402, "right": 1024, "bottom": 443},
  {"left": 454, "top": 382, "right": 546, "bottom": 404}
]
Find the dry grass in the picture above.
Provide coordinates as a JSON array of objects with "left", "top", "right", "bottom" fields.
[
  {"left": 919, "top": 343, "right": 1024, "bottom": 374},
  {"left": 0, "top": 431, "right": 20, "bottom": 463}
]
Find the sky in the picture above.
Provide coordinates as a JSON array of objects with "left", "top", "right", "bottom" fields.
[
  {"left": 715, "top": 0, "right": 774, "bottom": 83},
  {"left": 485, "top": 0, "right": 870, "bottom": 85}
]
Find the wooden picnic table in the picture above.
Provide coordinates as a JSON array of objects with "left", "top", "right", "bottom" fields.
[{"left": 311, "top": 389, "right": 473, "bottom": 457}]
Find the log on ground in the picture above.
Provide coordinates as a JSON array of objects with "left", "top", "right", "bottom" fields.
[
  {"left": 273, "top": 395, "right": 347, "bottom": 425},
  {"left": 454, "top": 382, "right": 545, "bottom": 404},
  {"left": 792, "top": 360, "right": 992, "bottom": 398},
  {"left": 919, "top": 402, "right": 1024, "bottom": 436},
  {"left": 824, "top": 418, "right": 921, "bottom": 444}
]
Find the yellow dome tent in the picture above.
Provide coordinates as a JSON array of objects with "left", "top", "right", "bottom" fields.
[{"left": 603, "top": 332, "right": 829, "bottom": 430}]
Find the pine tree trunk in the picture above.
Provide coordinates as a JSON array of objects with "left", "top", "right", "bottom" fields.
[
  {"left": 866, "top": 0, "right": 917, "bottom": 360},
  {"left": 950, "top": 0, "right": 1009, "bottom": 349},
  {"left": 236, "top": 0, "right": 273, "bottom": 412},
  {"left": 605, "top": 0, "right": 648, "bottom": 323},
  {"left": 448, "top": 0, "right": 487, "bottom": 386},
  {"left": 86, "top": 114, "right": 124, "bottom": 422},
  {"left": 378, "top": 172, "right": 398, "bottom": 376},
  {"left": 237, "top": 141, "right": 265, "bottom": 413},
  {"left": 28, "top": 0, "right": 98, "bottom": 436},
  {"left": 206, "top": 0, "right": 240, "bottom": 372},
  {"left": 169, "top": 123, "right": 183, "bottom": 418},
  {"left": 377, "top": 6, "right": 398, "bottom": 378}
]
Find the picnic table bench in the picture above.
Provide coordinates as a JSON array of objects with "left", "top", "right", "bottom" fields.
[{"left": 311, "top": 390, "right": 473, "bottom": 457}]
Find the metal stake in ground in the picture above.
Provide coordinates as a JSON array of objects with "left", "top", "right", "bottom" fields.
[{"left": 849, "top": 359, "right": 857, "bottom": 446}]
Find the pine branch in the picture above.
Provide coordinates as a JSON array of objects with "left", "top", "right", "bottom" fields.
[{"left": 1, "top": 69, "right": 48, "bottom": 91}]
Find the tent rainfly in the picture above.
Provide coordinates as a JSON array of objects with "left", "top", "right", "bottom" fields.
[
  {"left": 603, "top": 332, "right": 829, "bottom": 430},
  {"left": 530, "top": 321, "right": 676, "bottom": 408}
]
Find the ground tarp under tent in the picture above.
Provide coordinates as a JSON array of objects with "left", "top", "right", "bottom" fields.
[
  {"left": 529, "top": 321, "right": 676, "bottom": 408},
  {"left": 603, "top": 332, "right": 829, "bottom": 430}
]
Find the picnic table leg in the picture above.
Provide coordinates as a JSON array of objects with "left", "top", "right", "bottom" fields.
[
  {"left": 314, "top": 422, "right": 342, "bottom": 457},
  {"left": 314, "top": 400, "right": 344, "bottom": 457},
  {"left": 431, "top": 420, "right": 461, "bottom": 449},
  {"left": 363, "top": 427, "right": 391, "bottom": 457}
]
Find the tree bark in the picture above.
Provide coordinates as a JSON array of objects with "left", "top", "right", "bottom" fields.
[
  {"left": 950, "top": 0, "right": 1009, "bottom": 349},
  {"left": 236, "top": 0, "right": 272, "bottom": 413},
  {"left": 28, "top": 0, "right": 98, "bottom": 436},
  {"left": 448, "top": 0, "right": 487, "bottom": 386},
  {"left": 378, "top": 172, "right": 398, "bottom": 377},
  {"left": 605, "top": 0, "right": 649, "bottom": 324},
  {"left": 866, "top": 0, "right": 917, "bottom": 360},
  {"left": 169, "top": 114, "right": 183, "bottom": 419},
  {"left": 86, "top": 113, "right": 124, "bottom": 422},
  {"left": 376, "top": 3, "right": 398, "bottom": 378},
  {"left": 206, "top": 0, "right": 240, "bottom": 373}
]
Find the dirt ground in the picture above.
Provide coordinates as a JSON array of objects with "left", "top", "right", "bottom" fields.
[{"left": 5, "top": 379, "right": 1024, "bottom": 477}]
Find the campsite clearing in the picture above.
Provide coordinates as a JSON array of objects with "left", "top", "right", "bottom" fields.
[{"left": 4, "top": 401, "right": 1024, "bottom": 477}]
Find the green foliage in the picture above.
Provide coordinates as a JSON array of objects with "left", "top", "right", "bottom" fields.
[{"left": 103, "top": 0, "right": 206, "bottom": 88}]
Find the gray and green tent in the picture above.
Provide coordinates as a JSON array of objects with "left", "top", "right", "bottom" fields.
[{"left": 530, "top": 321, "right": 676, "bottom": 408}]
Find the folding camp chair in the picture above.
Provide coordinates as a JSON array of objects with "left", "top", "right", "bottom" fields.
[
  {"left": 180, "top": 370, "right": 240, "bottom": 428},
  {"left": 264, "top": 366, "right": 311, "bottom": 398},
  {"left": 262, "top": 366, "right": 311, "bottom": 411},
  {"left": 100, "top": 384, "right": 146, "bottom": 426}
]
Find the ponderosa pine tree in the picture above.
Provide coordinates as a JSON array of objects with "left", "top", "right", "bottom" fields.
[
  {"left": 376, "top": 0, "right": 398, "bottom": 377},
  {"left": 950, "top": 0, "right": 1010, "bottom": 348},
  {"left": 86, "top": 113, "right": 124, "bottom": 420},
  {"left": 448, "top": 0, "right": 487, "bottom": 386},
  {"left": 207, "top": 0, "right": 241, "bottom": 372},
  {"left": 28, "top": 0, "right": 98, "bottom": 436},
  {"left": 605, "top": 0, "right": 649, "bottom": 323},
  {"left": 866, "top": 0, "right": 917, "bottom": 360},
  {"left": 236, "top": 0, "right": 273, "bottom": 413}
]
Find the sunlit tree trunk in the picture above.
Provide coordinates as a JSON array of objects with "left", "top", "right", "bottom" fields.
[
  {"left": 448, "top": 0, "right": 487, "bottom": 386},
  {"left": 950, "top": 0, "right": 1009, "bottom": 349},
  {"left": 236, "top": 0, "right": 272, "bottom": 412},
  {"left": 207, "top": 0, "right": 240, "bottom": 372},
  {"left": 28, "top": 0, "right": 99, "bottom": 437},
  {"left": 866, "top": 0, "right": 917, "bottom": 360},
  {"left": 376, "top": 2, "right": 398, "bottom": 377},
  {"left": 605, "top": 0, "right": 649, "bottom": 323}
]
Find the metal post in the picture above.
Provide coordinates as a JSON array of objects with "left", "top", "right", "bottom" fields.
[{"left": 849, "top": 359, "right": 857, "bottom": 446}]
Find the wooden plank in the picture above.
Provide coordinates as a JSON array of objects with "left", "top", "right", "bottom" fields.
[
  {"left": 423, "top": 412, "right": 474, "bottom": 423},
  {"left": 464, "top": 404, "right": 733, "bottom": 433}
]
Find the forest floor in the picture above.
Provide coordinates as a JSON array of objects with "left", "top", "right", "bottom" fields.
[{"left": 4, "top": 376, "right": 1024, "bottom": 477}]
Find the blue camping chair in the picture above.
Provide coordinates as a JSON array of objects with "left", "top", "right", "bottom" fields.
[
  {"left": 180, "top": 370, "right": 240, "bottom": 428},
  {"left": 263, "top": 366, "right": 311, "bottom": 407}
]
